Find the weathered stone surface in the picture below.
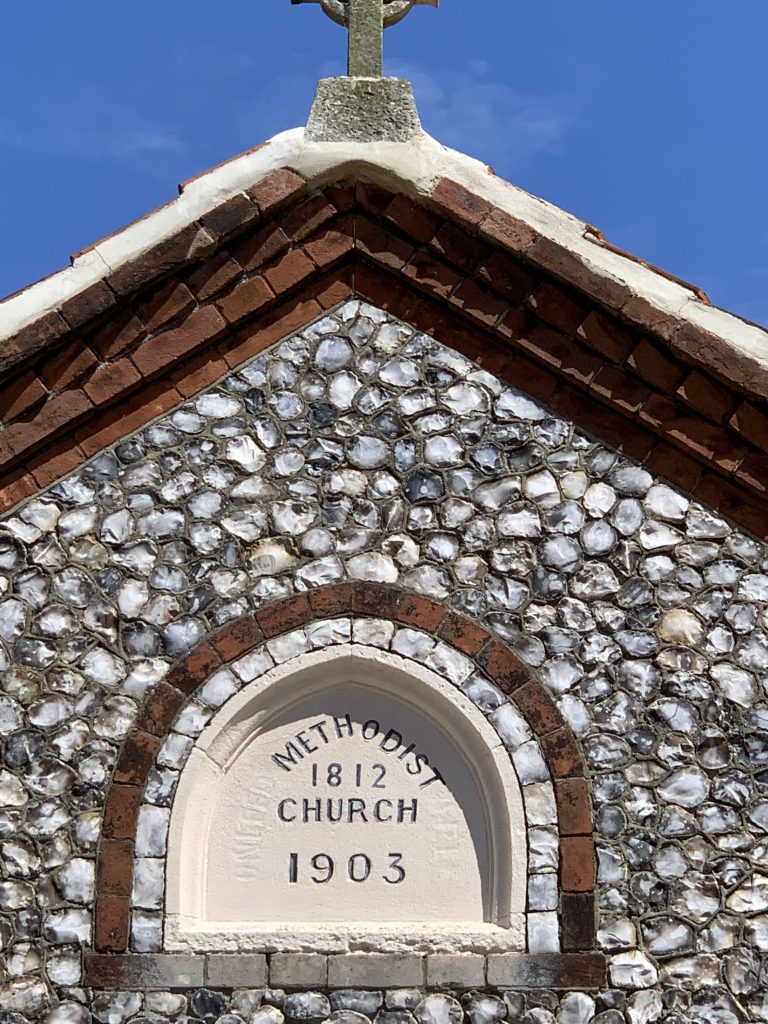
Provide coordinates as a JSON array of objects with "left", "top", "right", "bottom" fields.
[
  {"left": 328, "top": 955, "right": 425, "bottom": 989},
  {"left": 271, "top": 954, "right": 328, "bottom": 989},
  {"left": 206, "top": 954, "right": 268, "bottom": 988},
  {"left": 425, "top": 955, "right": 486, "bottom": 990},
  {"left": 306, "top": 79, "right": 422, "bottom": 143},
  {"left": 486, "top": 954, "right": 606, "bottom": 989},
  {"left": 84, "top": 953, "right": 204, "bottom": 989}
]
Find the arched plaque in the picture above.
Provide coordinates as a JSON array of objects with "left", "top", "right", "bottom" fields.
[{"left": 166, "top": 646, "right": 527, "bottom": 952}]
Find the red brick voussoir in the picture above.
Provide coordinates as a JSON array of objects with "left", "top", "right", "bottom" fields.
[{"left": 93, "top": 582, "right": 596, "bottom": 955}]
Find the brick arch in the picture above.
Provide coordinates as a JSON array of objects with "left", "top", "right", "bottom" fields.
[{"left": 94, "top": 581, "right": 597, "bottom": 963}]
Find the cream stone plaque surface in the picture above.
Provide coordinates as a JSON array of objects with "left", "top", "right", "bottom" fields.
[{"left": 166, "top": 646, "right": 527, "bottom": 952}]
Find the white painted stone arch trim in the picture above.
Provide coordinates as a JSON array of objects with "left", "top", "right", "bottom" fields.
[{"left": 131, "top": 619, "right": 561, "bottom": 955}]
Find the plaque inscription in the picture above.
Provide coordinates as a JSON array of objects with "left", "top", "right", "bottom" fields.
[
  {"left": 272, "top": 711, "right": 443, "bottom": 888},
  {"left": 206, "top": 686, "right": 489, "bottom": 924}
]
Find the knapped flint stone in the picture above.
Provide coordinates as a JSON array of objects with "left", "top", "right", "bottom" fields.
[
  {"left": 461, "top": 996, "right": 506, "bottom": 1024},
  {"left": 330, "top": 995, "right": 383, "bottom": 1016},
  {"left": 403, "top": 469, "right": 444, "bottom": 503},
  {"left": 557, "top": 993, "right": 595, "bottom": 1024},
  {"left": 325, "top": 1013, "right": 371, "bottom": 1024},
  {"left": 91, "top": 993, "right": 143, "bottom": 1024},
  {"left": 413, "top": 997, "right": 462, "bottom": 1024},
  {"left": 375, "top": 1013, "right": 416, "bottom": 1024},
  {"left": 3, "top": 730, "right": 46, "bottom": 769},
  {"left": 283, "top": 995, "right": 331, "bottom": 1023},
  {"left": 250, "top": 1009, "right": 285, "bottom": 1024},
  {"left": 115, "top": 439, "right": 146, "bottom": 464},
  {"left": 46, "top": 1003, "right": 93, "bottom": 1024},
  {"left": 12, "top": 908, "right": 41, "bottom": 939},
  {"left": 309, "top": 404, "right": 337, "bottom": 429},
  {"left": 595, "top": 992, "right": 626, "bottom": 1011},
  {"left": 244, "top": 387, "right": 266, "bottom": 414},
  {"left": 190, "top": 990, "right": 228, "bottom": 1023},
  {"left": 501, "top": 994, "right": 525, "bottom": 1022},
  {"left": 373, "top": 411, "right": 407, "bottom": 439},
  {"left": 384, "top": 993, "right": 421, "bottom": 1012},
  {"left": 82, "top": 453, "right": 120, "bottom": 481},
  {"left": 263, "top": 993, "right": 287, "bottom": 1010}
]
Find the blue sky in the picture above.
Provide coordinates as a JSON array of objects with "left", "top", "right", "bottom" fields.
[{"left": 1, "top": 1, "right": 767, "bottom": 326}]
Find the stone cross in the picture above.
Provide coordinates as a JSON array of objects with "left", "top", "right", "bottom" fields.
[{"left": 292, "top": 0, "right": 438, "bottom": 78}]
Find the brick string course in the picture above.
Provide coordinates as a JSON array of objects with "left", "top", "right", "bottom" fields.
[
  {"left": 91, "top": 582, "right": 597, "bottom": 961},
  {"left": 1, "top": 170, "right": 767, "bottom": 538}
]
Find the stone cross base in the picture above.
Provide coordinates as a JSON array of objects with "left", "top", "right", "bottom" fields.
[{"left": 306, "top": 77, "right": 422, "bottom": 142}]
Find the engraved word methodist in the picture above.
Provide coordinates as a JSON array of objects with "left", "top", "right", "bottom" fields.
[{"left": 292, "top": 0, "right": 438, "bottom": 78}]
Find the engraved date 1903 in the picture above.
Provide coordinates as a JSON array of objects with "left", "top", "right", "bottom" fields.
[{"left": 288, "top": 852, "right": 405, "bottom": 884}]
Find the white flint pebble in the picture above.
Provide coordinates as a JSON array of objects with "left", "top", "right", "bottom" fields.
[
  {"left": 609, "top": 951, "right": 658, "bottom": 989},
  {"left": 557, "top": 993, "right": 595, "bottom": 1024},
  {"left": 135, "top": 805, "right": 170, "bottom": 857}
]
